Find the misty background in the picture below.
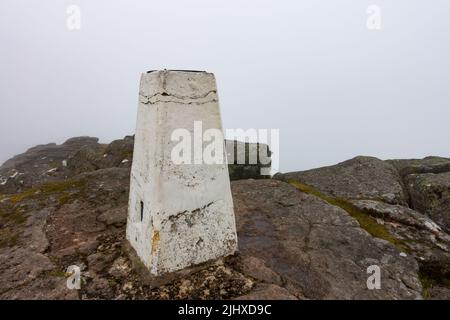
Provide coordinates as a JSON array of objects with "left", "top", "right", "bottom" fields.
[{"left": 1, "top": 0, "right": 449, "bottom": 172}]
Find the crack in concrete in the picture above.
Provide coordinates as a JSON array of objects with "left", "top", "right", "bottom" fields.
[
  {"left": 165, "top": 201, "right": 216, "bottom": 231},
  {"left": 139, "top": 90, "right": 218, "bottom": 105}
]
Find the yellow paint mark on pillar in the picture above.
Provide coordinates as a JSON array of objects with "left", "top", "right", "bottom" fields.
[{"left": 151, "top": 230, "right": 160, "bottom": 255}]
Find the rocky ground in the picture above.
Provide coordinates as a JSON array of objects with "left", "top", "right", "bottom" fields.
[{"left": 0, "top": 137, "right": 449, "bottom": 299}]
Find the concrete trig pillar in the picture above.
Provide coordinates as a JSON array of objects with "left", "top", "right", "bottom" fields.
[{"left": 126, "top": 70, "right": 238, "bottom": 276}]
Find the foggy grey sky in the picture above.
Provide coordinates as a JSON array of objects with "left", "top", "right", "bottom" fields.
[{"left": 1, "top": 0, "right": 449, "bottom": 172}]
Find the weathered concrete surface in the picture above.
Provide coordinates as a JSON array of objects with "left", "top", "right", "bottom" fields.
[
  {"left": 127, "top": 70, "right": 237, "bottom": 276},
  {"left": 276, "top": 156, "right": 407, "bottom": 205}
]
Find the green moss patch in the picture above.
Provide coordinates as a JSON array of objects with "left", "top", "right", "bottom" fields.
[
  {"left": 0, "top": 203, "right": 27, "bottom": 248},
  {"left": 288, "top": 180, "right": 408, "bottom": 251},
  {"left": 45, "top": 269, "right": 70, "bottom": 278},
  {"left": 121, "top": 149, "right": 133, "bottom": 160},
  {"left": 0, "top": 227, "right": 21, "bottom": 248},
  {"left": 9, "top": 179, "right": 87, "bottom": 205},
  {"left": 49, "top": 160, "right": 61, "bottom": 168},
  {"left": 0, "top": 178, "right": 87, "bottom": 248},
  {"left": 419, "top": 267, "right": 450, "bottom": 299}
]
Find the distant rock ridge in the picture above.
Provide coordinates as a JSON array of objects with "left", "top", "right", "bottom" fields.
[{"left": 0, "top": 136, "right": 271, "bottom": 195}]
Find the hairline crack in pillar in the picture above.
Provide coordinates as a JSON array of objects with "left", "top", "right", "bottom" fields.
[{"left": 126, "top": 70, "right": 238, "bottom": 276}]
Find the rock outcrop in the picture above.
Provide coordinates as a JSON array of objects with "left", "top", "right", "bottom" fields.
[
  {"left": 0, "top": 137, "right": 100, "bottom": 194},
  {"left": 406, "top": 173, "right": 450, "bottom": 233},
  {"left": 66, "top": 136, "right": 134, "bottom": 176},
  {"left": 0, "top": 136, "right": 270, "bottom": 196},
  {"left": 226, "top": 140, "right": 271, "bottom": 180},
  {"left": 349, "top": 200, "right": 450, "bottom": 282},
  {"left": 276, "top": 156, "right": 407, "bottom": 205},
  {"left": 232, "top": 179, "right": 421, "bottom": 299},
  {"left": 386, "top": 157, "right": 450, "bottom": 233},
  {"left": 387, "top": 157, "right": 450, "bottom": 178},
  {"left": 275, "top": 155, "right": 450, "bottom": 299},
  {"left": 1, "top": 138, "right": 450, "bottom": 299}
]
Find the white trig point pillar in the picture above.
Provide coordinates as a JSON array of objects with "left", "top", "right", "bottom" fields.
[{"left": 126, "top": 70, "right": 238, "bottom": 276}]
